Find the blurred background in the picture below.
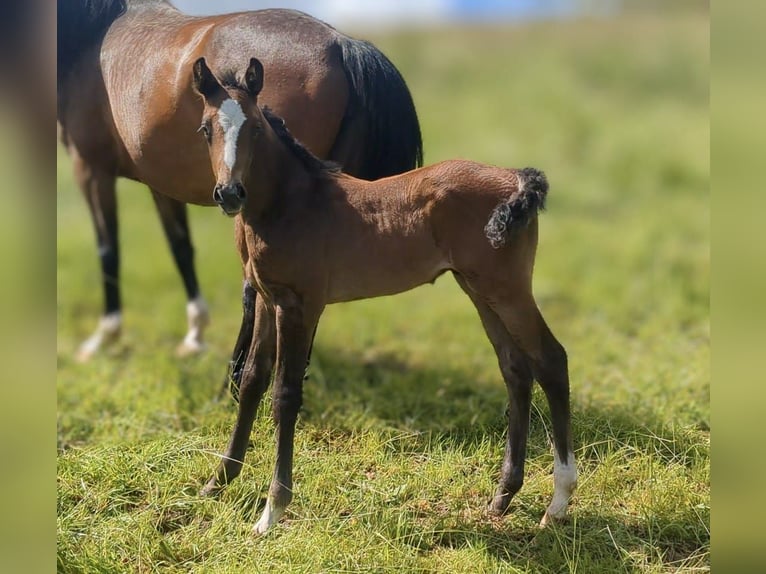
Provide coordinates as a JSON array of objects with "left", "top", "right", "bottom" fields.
[{"left": 173, "top": 0, "right": 614, "bottom": 24}]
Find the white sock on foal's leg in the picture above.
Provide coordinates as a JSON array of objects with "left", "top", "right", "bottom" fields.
[
  {"left": 253, "top": 497, "right": 285, "bottom": 536},
  {"left": 540, "top": 450, "right": 577, "bottom": 526},
  {"left": 177, "top": 296, "right": 210, "bottom": 356}
]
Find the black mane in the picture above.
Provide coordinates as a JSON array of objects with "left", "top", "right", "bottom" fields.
[
  {"left": 58, "top": 0, "right": 128, "bottom": 83},
  {"left": 261, "top": 107, "right": 341, "bottom": 176}
]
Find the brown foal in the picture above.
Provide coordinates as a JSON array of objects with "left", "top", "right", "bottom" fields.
[{"left": 193, "top": 58, "right": 577, "bottom": 535}]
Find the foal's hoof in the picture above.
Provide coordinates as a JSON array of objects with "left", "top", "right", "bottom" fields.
[
  {"left": 487, "top": 494, "right": 511, "bottom": 516},
  {"left": 253, "top": 501, "right": 284, "bottom": 536},
  {"left": 199, "top": 480, "right": 222, "bottom": 498}
]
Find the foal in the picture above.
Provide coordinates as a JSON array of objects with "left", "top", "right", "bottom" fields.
[{"left": 193, "top": 57, "right": 577, "bottom": 535}]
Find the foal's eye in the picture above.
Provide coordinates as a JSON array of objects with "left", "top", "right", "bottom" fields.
[{"left": 198, "top": 124, "right": 211, "bottom": 141}]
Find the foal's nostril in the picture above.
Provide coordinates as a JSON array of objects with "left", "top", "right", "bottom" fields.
[
  {"left": 213, "top": 186, "right": 223, "bottom": 204},
  {"left": 235, "top": 184, "right": 246, "bottom": 200}
]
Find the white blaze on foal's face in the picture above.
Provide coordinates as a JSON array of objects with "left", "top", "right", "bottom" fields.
[{"left": 217, "top": 98, "right": 247, "bottom": 173}]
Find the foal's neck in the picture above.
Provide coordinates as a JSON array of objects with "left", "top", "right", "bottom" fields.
[{"left": 244, "top": 123, "right": 314, "bottom": 220}]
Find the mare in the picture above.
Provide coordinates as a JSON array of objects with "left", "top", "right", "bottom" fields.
[
  {"left": 57, "top": 0, "right": 422, "bottom": 361},
  {"left": 192, "top": 57, "right": 577, "bottom": 535}
]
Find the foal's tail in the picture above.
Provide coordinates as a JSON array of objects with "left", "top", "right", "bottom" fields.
[
  {"left": 332, "top": 35, "right": 424, "bottom": 180},
  {"left": 485, "top": 168, "right": 549, "bottom": 249}
]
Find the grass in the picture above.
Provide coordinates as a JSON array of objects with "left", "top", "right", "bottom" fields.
[{"left": 57, "top": 10, "right": 709, "bottom": 574}]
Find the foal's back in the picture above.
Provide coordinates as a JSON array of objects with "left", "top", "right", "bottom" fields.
[{"left": 304, "top": 160, "right": 538, "bottom": 303}]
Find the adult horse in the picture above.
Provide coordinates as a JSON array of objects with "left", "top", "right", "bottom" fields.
[{"left": 57, "top": 0, "right": 422, "bottom": 361}]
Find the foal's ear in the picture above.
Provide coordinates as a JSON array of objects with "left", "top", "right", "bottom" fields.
[
  {"left": 244, "top": 58, "right": 264, "bottom": 98},
  {"left": 192, "top": 57, "right": 222, "bottom": 99}
]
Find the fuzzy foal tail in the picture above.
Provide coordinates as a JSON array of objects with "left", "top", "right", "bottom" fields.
[{"left": 485, "top": 168, "right": 549, "bottom": 248}]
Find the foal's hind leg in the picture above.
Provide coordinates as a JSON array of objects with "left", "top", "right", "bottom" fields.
[
  {"left": 74, "top": 158, "right": 122, "bottom": 362},
  {"left": 454, "top": 275, "right": 533, "bottom": 516},
  {"left": 201, "top": 296, "right": 276, "bottom": 495},
  {"left": 150, "top": 191, "right": 210, "bottom": 357},
  {"left": 491, "top": 296, "right": 577, "bottom": 526}
]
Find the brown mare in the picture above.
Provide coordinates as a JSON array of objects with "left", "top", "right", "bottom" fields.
[
  {"left": 192, "top": 58, "right": 577, "bottom": 535},
  {"left": 57, "top": 0, "right": 422, "bottom": 362}
]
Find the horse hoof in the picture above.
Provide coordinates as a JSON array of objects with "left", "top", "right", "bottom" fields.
[
  {"left": 176, "top": 339, "right": 206, "bottom": 358},
  {"left": 538, "top": 510, "right": 567, "bottom": 528},
  {"left": 75, "top": 345, "right": 98, "bottom": 363},
  {"left": 76, "top": 315, "right": 122, "bottom": 362},
  {"left": 199, "top": 481, "right": 221, "bottom": 497},
  {"left": 253, "top": 500, "right": 284, "bottom": 536},
  {"left": 487, "top": 494, "right": 510, "bottom": 516}
]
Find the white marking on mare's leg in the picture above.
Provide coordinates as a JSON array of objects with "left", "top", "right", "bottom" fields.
[
  {"left": 177, "top": 296, "right": 210, "bottom": 357},
  {"left": 218, "top": 99, "right": 246, "bottom": 171},
  {"left": 253, "top": 497, "right": 285, "bottom": 536},
  {"left": 76, "top": 311, "right": 122, "bottom": 362},
  {"left": 540, "top": 451, "right": 577, "bottom": 526}
]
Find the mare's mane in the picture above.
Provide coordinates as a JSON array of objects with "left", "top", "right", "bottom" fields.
[
  {"left": 58, "top": 0, "right": 127, "bottom": 82},
  {"left": 58, "top": 0, "right": 175, "bottom": 84}
]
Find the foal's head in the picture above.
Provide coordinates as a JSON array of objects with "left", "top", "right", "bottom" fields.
[{"left": 192, "top": 57, "right": 264, "bottom": 216}]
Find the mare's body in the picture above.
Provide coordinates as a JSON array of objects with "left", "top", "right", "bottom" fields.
[{"left": 57, "top": 0, "right": 422, "bottom": 359}]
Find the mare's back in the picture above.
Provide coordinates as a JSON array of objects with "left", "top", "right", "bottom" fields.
[{"left": 207, "top": 10, "right": 339, "bottom": 64}]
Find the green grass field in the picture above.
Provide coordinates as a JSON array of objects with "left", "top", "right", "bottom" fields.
[{"left": 57, "top": 11, "right": 709, "bottom": 573}]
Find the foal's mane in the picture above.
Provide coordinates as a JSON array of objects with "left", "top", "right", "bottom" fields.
[
  {"left": 217, "top": 70, "right": 341, "bottom": 177},
  {"left": 262, "top": 108, "right": 342, "bottom": 176}
]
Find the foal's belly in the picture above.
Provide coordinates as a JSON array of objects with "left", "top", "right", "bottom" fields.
[{"left": 325, "top": 237, "right": 450, "bottom": 304}]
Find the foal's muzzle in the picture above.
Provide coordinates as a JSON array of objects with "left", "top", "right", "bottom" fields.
[{"left": 213, "top": 183, "right": 246, "bottom": 216}]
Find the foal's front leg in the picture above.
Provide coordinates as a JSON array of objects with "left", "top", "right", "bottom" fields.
[
  {"left": 254, "top": 293, "right": 321, "bottom": 535},
  {"left": 201, "top": 297, "right": 275, "bottom": 495}
]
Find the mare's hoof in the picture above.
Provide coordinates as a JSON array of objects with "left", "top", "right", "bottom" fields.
[
  {"left": 539, "top": 510, "right": 567, "bottom": 528},
  {"left": 176, "top": 339, "right": 207, "bottom": 358},
  {"left": 76, "top": 316, "right": 122, "bottom": 362},
  {"left": 76, "top": 345, "right": 98, "bottom": 364}
]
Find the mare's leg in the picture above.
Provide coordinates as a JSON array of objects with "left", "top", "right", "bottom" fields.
[
  {"left": 220, "top": 280, "right": 257, "bottom": 400},
  {"left": 454, "top": 275, "right": 534, "bottom": 516},
  {"left": 254, "top": 291, "right": 322, "bottom": 535},
  {"left": 74, "top": 157, "right": 122, "bottom": 362},
  {"left": 201, "top": 296, "right": 276, "bottom": 495},
  {"left": 150, "top": 190, "right": 209, "bottom": 356},
  {"left": 490, "top": 294, "right": 577, "bottom": 526}
]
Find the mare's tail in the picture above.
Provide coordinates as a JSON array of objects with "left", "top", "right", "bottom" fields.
[
  {"left": 485, "top": 168, "right": 549, "bottom": 248},
  {"left": 58, "top": 0, "right": 128, "bottom": 84},
  {"left": 331, "top": 35, "right": 423, "bottom": 180}
]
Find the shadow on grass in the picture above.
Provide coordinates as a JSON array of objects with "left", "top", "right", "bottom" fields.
[
  {"left": 293, "top": 344, "right": 706, "bottom": 569},
  {"left": 405, "top": 509, "right": 708, "bottom": 573},
  {"left": 57, "top": 339, "right": 707, "bottom": 573},
  {"left": 299, "top": 344, "right": 708, "bottom": 468}
]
